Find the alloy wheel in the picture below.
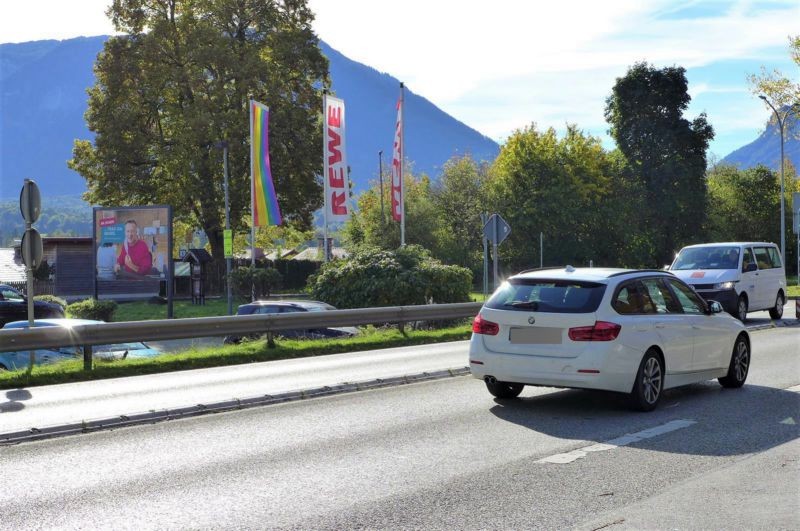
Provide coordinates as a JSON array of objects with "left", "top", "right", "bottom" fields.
[
  {"left": 733, "top": 339, "right": 749, "bottom": 382},
  {"left": 642, "top": 357, "right": 662, "bottom": 404}
]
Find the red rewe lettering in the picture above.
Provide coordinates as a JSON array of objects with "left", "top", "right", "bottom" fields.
[
  {"left": 327, "top": 105, "right": 341, "bottom": 128},
  {"left": 328, "top": 166, "right": 345, "bottom": 188},
  {"left": 327, "top": 129, "right": 342, "bottom": 165},
  {"left": 331, "top": 191, "right": 347, "bottom": 215}
]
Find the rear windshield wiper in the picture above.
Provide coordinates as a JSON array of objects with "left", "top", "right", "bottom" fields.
[{"left": 508, "top": 301, "right": 539, "bottom": 309}]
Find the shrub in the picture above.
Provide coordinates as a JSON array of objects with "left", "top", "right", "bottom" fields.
[
  {"left": 307, "top": 245, "right": 472, "bottom": 309},
  {"left": 230, "top": 266, "right": 283, "bottom": 300},
  {"left": 66, "top": 299, "right": 118, "bottom": 322},
  {"left": 34, "top": 295, "right": 67, "bottom": 309}
]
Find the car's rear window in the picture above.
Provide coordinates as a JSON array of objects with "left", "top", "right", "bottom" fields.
[{"left": 485, "top": 279, "right": 606, "bottom": 313}]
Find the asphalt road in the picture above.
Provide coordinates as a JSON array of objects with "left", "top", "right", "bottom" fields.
[{"left": 0, "top": 327, "right": 797, "bottom": 530}]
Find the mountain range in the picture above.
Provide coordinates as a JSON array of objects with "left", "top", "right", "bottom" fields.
[
  {"left": 0, "top": 36, "right": 500, "bottom": 201},
  {"left": 1, "top": 36, "right": 797, "bottom": 209}
]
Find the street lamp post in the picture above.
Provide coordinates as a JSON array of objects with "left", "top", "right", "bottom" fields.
[{"left": 759, "top": 95, "right": 799, "bottom": 263}]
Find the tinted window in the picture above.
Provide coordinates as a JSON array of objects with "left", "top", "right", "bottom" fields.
[
  {"left": 753, "top": 247, "right": 773, "bottom": 270},
  {"left": 640, "top": 278, "right": 682, "bottom": 314},
  {"left": 765, "top": 247, "right": 783, "bottom": 269},
  {"left": 280, "top": 306, "right": 304, "bottom": 313},
  {"left": 613, "top": 282, "right": 648, "bottom": 314},
  {"left": 1, "top": 288, "right": 24, "bottom": 302},
  {"left": 257, "top": 306, "right": 281, "bottom": 314},
  {"left": 486, "top": 279, "right": 606, "bottom": 313},
  {"left": 667, "top": 280, "right": 705, "bottom": 315},
  {"left": 742, "top": 248, "right": 756, "bottom": 272},
  {"left": 672, "top": 246, "right": 740, "bottom": 270}
]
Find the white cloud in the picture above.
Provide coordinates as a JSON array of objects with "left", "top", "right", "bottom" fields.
[{"left": 2, "top": 0, "right": 797, "bottom": 156}]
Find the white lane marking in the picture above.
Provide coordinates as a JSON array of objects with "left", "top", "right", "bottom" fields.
[
  {"left": 780, "top": 417, "right": 796, "bottom": 425},
  {"left": 537, "top": 419, "right": 697, "bottom": 464}
]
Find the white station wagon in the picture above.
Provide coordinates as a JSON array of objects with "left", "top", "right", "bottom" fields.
[{"left": 469, "top": 267, "right": 750, "bottom": 411}]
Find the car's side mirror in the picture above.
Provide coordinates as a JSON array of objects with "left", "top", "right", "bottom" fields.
[{"left": 707, "top": 300, "right": 723, "bottom": 314}]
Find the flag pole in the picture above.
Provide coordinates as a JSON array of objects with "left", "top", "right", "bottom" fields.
[
  {"left": 322, "top": 91, "right": 330, "bottom": 262},
  {"left": 248, "top": 97, "right": 256, "bottom": 269},
  {"left": 399, "top": 82, "right": 405, "bottom": 246}
]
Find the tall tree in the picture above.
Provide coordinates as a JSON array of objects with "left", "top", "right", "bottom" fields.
[
  {"left": 707, "top": 163, "right": 798, "bottom": 269},
  {"left": 748, "top": 35, "right": 800, "bottom": 119},
  {"left": 430, "top": 155, "right": 490, "bottom": 272},
  {"left": 605, "top": 62, "right": 714, "bottom": 266},
  {"left": 486, "top": 124, "right": 627, "bottom": 272},
  {"left": 341, "top": 170, "right": 443, "bottom": 253},
  {"left": 69, "top": 0, "right": 329, "bottom": 265}
]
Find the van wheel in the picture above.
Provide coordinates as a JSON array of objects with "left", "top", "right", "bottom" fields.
[
  {"left": 768, "top": 292, "right": 784, "bottom": 320},
  {"left": 736, "top": 295, "right": 748, "bottom": 322}
]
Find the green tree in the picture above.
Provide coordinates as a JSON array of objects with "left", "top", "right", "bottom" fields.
[
  {"left": 485, "top": 124, "right": 628, "bottom": 272},
  {"left": 69, "top": 0, "right": 329, "bottom": 269},
  {"left": 748, "top": 35, "right": 800, "bottom": 122},
  {"left": 341, "top": 169, "right": 442, "bottom": 253},
  {"left": 707, "top": 163, "right": 798, "bottom": 270},
  {"left": 605, "top": 62, "right": 714, "bottom": 265},
  {"left": 430, "top": 155, "right": 490, "bottom": 274}
]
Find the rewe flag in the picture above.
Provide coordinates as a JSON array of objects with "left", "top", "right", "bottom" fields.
[
  {"left": 323, "top": 94, "right": 350, "bottom": 222},
  {"left": 391, "top": 98, "right": 403, "bottom": 222}
]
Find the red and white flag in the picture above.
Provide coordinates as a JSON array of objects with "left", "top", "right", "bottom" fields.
[
  {"left": 323, "top": 94, "right": 350, "bottom": 222},
  {"left": 391, "top": 97, "right": 403, "bottom": 223}
]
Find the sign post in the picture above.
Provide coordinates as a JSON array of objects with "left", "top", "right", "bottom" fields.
[
  {"left": 19, "top": 179, "right": 42, "bottom": 373},
  {"left": 483, "top": 213, "right": 511, "bottom": 292}
]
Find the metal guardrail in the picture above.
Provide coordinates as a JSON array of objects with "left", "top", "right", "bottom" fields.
[{"left": 0, "top": 302, "right": 483, "bottom": 353}]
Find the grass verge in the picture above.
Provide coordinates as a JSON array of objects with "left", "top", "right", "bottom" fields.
[{"left": 0, "top": 323, "right": 472, "bottom": 390}]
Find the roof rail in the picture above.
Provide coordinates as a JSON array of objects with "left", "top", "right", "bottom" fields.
[
  {"left": 516, "top": 266, "right": 567, "bottom": 275},
  {"left": 607, "top": 269, "right": 676, "bottom": 278}
]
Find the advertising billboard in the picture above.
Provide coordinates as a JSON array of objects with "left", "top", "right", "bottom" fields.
[{"left": 93, "top": 206, "right": 173, "bottom": 305}]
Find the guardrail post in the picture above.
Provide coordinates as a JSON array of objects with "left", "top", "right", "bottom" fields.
[{"left": 83, "top": 345, "right": 93, "bottom": 371}]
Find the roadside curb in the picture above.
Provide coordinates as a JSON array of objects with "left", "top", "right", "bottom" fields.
[{"left": 0, "top": 367, "right": 471, "bottom": 445}]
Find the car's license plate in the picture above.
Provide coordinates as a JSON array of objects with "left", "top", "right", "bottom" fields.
[{"left": 509, "top": 326, "right": 562, "bottom": 344}]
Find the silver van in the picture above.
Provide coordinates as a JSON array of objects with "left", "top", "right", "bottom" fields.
[{"left": 669, "top": 242, "right": 787, "bottom": 321}]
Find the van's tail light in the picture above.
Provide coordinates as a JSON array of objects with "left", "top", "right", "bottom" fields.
[
  {"left": 472, "top": 314, "right": 499, "bottom": 335},
  {"left": 568, "top": 321, "right": 621, "bottom": 341}
]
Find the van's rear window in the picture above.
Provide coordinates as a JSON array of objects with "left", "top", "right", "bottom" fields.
[{"left": 485, "top": 279, "right": 606, "bottom": 313}]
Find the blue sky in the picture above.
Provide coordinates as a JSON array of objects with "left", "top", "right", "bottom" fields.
[{"left": 2, "top": 0, "right": 798, "bottom": 160}]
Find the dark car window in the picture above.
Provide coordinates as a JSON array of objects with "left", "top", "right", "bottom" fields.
[
  {"left": 640, "top": 278, "right": 682, "bottom": 314},
  {"left": 613, "top": 281, "right": 658, "bottom": 315},
  {"left": 753, "top": 247, "right": 773, "bottom": 270},
  {"left": 486, "top": 279, "right": 606, "bottom": 313},
  {"left": 667, "top": 279, "right": 705, "bottom": 315},
  {"left": 257, "top": 306, "right": 281, "bottom": 314},
  {"left": 280, "top": 306, "right": 304, "bottom": 313},
  {"left": 1, "top": 288, "right": 24, "bottom": 302},
  {"left": 766, "top": 247, "right": 783, "bottom": 268},
  {"left": 742, "top": 248, "right": 756, "bottom": 272}
]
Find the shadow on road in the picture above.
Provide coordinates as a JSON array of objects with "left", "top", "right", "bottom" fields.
[
  {"left": 489, "top": 382, "right": 799, "bottom": 457},
  {"left": 0, "top": 389, "right": 32, "bottom": 413}
]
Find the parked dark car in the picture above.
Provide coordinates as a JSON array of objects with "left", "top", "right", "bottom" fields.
[
  {"left": 0, "top": 284, "right": 64, "bottom": 328},
  {"left": 223, "top": 300, "right": 358, "bottom": 344}
]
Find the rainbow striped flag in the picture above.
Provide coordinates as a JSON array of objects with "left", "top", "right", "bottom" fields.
[{"left": 250, "top": 100, "right": 282, "bottom": 226}]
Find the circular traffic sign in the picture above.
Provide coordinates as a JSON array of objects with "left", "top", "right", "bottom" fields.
[
  {"left": 19, "top": 179, "right": 42, "bottom": 224},
  {"left": 21, "top": 228, "right": 43, "bottom": 269}
]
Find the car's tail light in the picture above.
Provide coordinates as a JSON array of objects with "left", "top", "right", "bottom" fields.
[
  {"left": 472, "top": 314, "right": 499, "bottom": 335},
  {"left": 568, "top": 321, "right": 621, "bottom": 341}
]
